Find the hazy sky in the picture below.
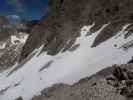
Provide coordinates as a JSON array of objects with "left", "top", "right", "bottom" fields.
[{"left": 0, "top": 0, "right": 48, "bottom": 20}]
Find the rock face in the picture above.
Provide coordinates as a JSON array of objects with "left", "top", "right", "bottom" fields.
[
  {"left": 31, "top": 64, "right": 133, "bottom": 100},
  {"left": 0, "top": 16, "right": 29, "bottom": 70},
  {"left": 0, "top": 32, "right": 28, "bottom": 70},
  {"left": 0, "top": 40, "right": 23, "bottom": 70},
  {"left": 20, "top": 0, "right": 133, "bottom": 61},
  {"left": 0, "top": 16, "right": 15, "bottom": 41}
]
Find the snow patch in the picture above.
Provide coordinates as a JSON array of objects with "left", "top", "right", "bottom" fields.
[{"left": 11, "top": 33, "right": 28, "bottom": 44}]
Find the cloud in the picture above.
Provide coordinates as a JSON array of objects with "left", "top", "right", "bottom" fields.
[
  {"left": 7, "top": 15, "right": 21, "bottom": 24},
  {"left": 7, "top": 15, "right": 20, "bottom": 20}
]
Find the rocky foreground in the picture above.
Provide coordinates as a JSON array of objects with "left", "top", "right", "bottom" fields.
[{"left": 26, "top": 64, "right": 133, "bottom": 100}]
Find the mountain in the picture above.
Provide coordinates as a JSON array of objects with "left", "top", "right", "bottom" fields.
[
  {"left": 0, "top": 33, "right": 28, "bottom": 70},
  {"left": 0, "top": 16, "right": 15, "bottom": 41},
  {"left": 16, "top": 20, "right": 39, "bottom": 33},
  {"left": 0, "top": 16, "right": 29, "bottom": 70},
  {"left": 0, "top": 0, "right": 133, "bottom": 100}
]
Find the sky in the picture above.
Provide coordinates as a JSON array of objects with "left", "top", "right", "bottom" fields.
[{"left": 0, "top": 0, "right": 48, "bottom": 20}]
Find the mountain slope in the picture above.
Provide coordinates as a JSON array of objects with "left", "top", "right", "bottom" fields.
[{"left": 0, "top": 0, "right": 133, "bottom": 100}]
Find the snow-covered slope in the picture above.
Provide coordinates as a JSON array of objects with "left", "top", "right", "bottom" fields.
[{"left": 0, "top": 23, "right": 133, "bottom": 100}]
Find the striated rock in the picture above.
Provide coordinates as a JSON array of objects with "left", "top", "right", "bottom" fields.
[
  {"left": 0, "top": 32, "right": 28, "bottom": 70},
  {"left": 0, "top": 40, "right": 23, "bottom": 70}
]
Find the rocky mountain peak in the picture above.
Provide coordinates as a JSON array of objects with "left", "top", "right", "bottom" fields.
[{"left": 20, "top": 0, "right": 133, "bottom": 61}]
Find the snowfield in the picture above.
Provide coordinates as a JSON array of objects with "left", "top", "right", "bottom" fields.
[{"left": 0, "top": 24, "right": 133, "bottom": 100}]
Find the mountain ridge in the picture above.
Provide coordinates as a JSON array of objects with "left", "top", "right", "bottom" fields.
[{"left": 20, "top": 0, "right": 133, "bottom": 61}]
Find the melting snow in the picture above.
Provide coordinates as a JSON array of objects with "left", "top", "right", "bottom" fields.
[
  {"left": 11, "top": 33, "right": 29, "bottom": 44},
  {"left": 0, "top": 24, "right": 133, "bottom": 100}
]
